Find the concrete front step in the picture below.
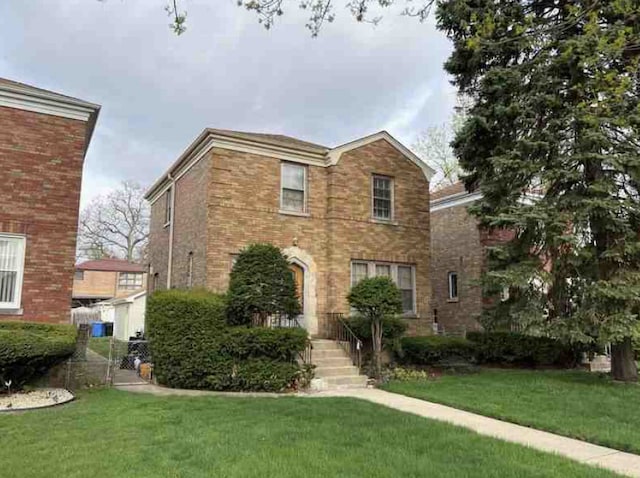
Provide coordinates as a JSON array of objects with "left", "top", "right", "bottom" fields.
[
  {"left": 313, "top": 357, "right": 354, "bottom": 368},
  {"left": 324, "top": 375, "right": 369, "bottom": 387},
  {"left": 312, "top": 348, "right": 348, "bottom": 359},
  {"left": 315, "top": 365, "right": 360, "bottom": 377},
  {"left": 311, "top": 340, "right": 343, "bottom": 351},
  {"left": 309, "top": 339, "right": 368, "bottom": 390}
]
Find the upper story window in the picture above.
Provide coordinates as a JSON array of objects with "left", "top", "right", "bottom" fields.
[
  {"left": 448, "top": 272, "right": 458, "bottom": 300},
  {"left": 74, "top": 270, "right": 85, "bottom": 281},
  {"left": 0, "top": 234, "right": 26, "bottom": 309},
  {"left": 372, "top": 175, "right": 393, "bottom": 221},
  {"left": 281, "top": 163, "right": 307, "bottom": 213},
  {"left": 164, "top": 187, "right": 173, "bottom": 226},
  {"left": 118, "top": 272, "right": 144, "bottom": 290}
]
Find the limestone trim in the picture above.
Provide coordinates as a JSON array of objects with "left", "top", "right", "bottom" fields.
[{"left": 283, "top": 246, "right": 318, "bottom": 336}]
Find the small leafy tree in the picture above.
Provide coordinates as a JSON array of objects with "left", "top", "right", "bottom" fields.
[
  {"left": 226, "top": 244, "right": 301, "bottom": 326},
  {"left": 348, "top": 276, "right": 403, "bottom": 379}
]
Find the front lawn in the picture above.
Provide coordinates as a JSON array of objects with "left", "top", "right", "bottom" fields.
[
  {"left": 382, "top": 368, "right": 640, "bottom": 454},
  {"left": 0, "top": 389, "right": 622, "bottom": 478}
]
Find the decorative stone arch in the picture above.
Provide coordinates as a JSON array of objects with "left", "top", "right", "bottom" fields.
[{"left": 282, "top": 246, "right": 318, "bottom": 336}]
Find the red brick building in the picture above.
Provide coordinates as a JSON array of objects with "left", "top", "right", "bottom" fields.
[
  {"left": 0, "top": 78, "right": 100, "bottom": 323},
  {"left": 146, "top": 129, "right": 435, "bottom": 337},
  {"left": 430, "top": 182, "right": 514, "bottom": 335}
]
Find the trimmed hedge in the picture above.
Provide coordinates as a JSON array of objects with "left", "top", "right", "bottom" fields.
[
  {"left": 0, "top": 321, "right": 77, "bottom": 389},
  {"left": 397, "top": 332, "right": 586, "bottom": 368},
  {"left": 147, "top": 289, "right": 308, "bottom": 392},
  {"left": 399, "top": 336, "right": 476, "bottom": 366},
  {"left": 467, "top": 331, "right": 583, "bottom": 367}
]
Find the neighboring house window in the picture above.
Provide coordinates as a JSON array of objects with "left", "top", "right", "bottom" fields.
[
  {"left": 153, "top": 273, "right": 159, "bottom": 291},
  {"left": 119, "top": 272, "right": 144, "bottom": 290},
  {"left": 350, "top": 261, "right": 416, "bottom": 314},
  {"left": 164, "top": 187, "right": 173, "bottom": 226},
  {"left": 187, "top": 252, "right": 193, "bottom": 288},
  {"left": 0, "top": 234, "right": 26, "bottom": 309},
  {"left": 372, "top": 175, "right": 393, "bottom": 221},
  {"left": 448, "top": 272, "right": 458, "bottom": 300},
  {"left": 74, "top": 270, "right": 85, "bottom": 280},
  {"left": 281, "top": 163, "right": 307, "bottom": 213}
]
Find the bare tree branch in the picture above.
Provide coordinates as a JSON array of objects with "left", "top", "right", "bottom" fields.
[{"left": 77, "top": 181, "right": 150, "bottom": 262}]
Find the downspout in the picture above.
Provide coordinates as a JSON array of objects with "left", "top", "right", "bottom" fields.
[{"left": 166, "top": 173, "right": 176, "bottom": 289}]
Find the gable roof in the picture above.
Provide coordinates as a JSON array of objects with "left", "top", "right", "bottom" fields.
[
  {"left": 327, "top": 131, "right": 436, "bottom": 181},
  {"left": 207, "top": 129, "right": 329, "bottom": 154},
  {"left": 431, "top": 182, "right": 469, "bottom": 201},
  {"left": 76, "top": 258, "right": 146, "bottom": 273},
  {"left": 0, "top": 77, "right": 100, "bottom": 153},
  {"left": 145, "top": 129, "right": 434, "bottom": 202},
  {"left": 430, "top": 181, "right": 482, "bottom": 212}
]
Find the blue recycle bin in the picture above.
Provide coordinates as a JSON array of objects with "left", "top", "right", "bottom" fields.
[{"left": 91, "top": 322, "right": 105, "bottom": 337}]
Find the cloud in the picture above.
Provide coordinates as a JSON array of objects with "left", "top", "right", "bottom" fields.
[{"left": 0, "top": 0, "right": 454, "bottom": 207}]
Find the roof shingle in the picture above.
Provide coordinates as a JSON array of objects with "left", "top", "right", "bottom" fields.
[{"left": 76, "top": 258, "right": 145, "bottom": 273}]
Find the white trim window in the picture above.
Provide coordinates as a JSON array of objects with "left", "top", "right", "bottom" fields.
[
  {"left": 0, "top": 234, "right": 26, "bottom": 310},
  {"left": 372, "top": 175, "right": 393, "bottom": 221},
  {"left": 281, "top": 162, "right": 307, "bottom": 213},
  {"left": 118, "top": 272, "right": 144, "bottom": 290},
  {"left": 448, "top": 272, "right": 459, "bottom": 300},
  {"left": 350, "top": 260, "right": 416, "bottom": 315},
  {"left": 351, "top": 261, "right": 369, "bottom": 286}
]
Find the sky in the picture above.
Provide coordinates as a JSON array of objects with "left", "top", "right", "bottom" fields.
[{"left": 1, "top": 0, "right": 455, "bottom": 208}]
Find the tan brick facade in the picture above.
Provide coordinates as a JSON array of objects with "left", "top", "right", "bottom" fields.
[
  {"left": 0, "top": 80, "right": 99, "bottom": 323},
  {"left": 72, "top": 269, "right": 148, "bottom": 302},
  {"left": 148, "top": 131, "right": 432, "bottom": 337}
]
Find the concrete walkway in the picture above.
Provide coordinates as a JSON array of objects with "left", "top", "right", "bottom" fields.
[
  {"left": 116, "top": 383, "right": 640, "bottom": 477},
  {"left": 314, "top": 388, "right": 640, "bottom": 478}
]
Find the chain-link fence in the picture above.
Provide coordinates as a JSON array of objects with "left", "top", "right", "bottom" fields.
[{"left": 55, "top": 325, "right": 153, "bottom": 390}]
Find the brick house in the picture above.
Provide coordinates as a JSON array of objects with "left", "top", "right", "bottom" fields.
[
  {"left": 0, "top": 78, "right": 100, "bottom": 323},
  {"left": 146, "top": 129, "right": 434, "bottom": 338},
  {"left": 72, "top": 258, "right": 147, "bottom": 307},
  {"left": 430, "top": 182, "right": 513, "bottom": 335}
]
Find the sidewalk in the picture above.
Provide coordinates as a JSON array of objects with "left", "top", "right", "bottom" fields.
[
  {"left": 314, "top": 388, "right": 640, "bottom": 478},
  {"left": 117, "top": 383, "right": 640, "bottom": 477}
]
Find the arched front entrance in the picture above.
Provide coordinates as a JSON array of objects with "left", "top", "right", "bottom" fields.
[
  {"left": 283, "top": 247, "right": 318, "bottom": 336},
  {"left": 290, "top": 263, "right": 304, "bottom": 311}
]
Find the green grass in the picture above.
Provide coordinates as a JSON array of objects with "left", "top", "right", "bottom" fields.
[
  {"left": 382, "top": 368, "right": 640, "bottom": 454},
  {"left": 88, "top": 337, "right": 128, "bottom": 359},
  {"left": 0, "top": 389, "right": 623, "bottom": 477},
  {"left": 88, "top": 337, "right": 112, "bottom": 358}
]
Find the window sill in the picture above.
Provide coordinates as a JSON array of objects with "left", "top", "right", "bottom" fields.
[
  {"left": 370, "top": 218, "right": 398, "bottom": 226},
  {"left": 447, "top": 298, "right": 459, "bottom": 303},
  {"left": 279, "top": 210, "right": 310, "bottom": 218},
  {"left": 402, "top": 314, "right": 419, "bottom": 319},
  {"left": 0, "top": 308, "right": 23, "bottom": 316}
]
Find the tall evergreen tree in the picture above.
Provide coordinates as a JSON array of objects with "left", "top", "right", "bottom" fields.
[{"left": 438, "top": 0, "right": 640, "bottom": 381}]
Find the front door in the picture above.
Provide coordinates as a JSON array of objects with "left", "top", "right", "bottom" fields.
[{"left": 290, "top": 263, "right": 304, "bottom": 312}]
